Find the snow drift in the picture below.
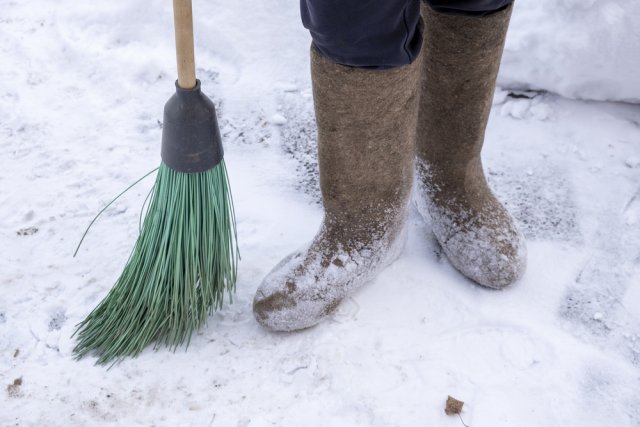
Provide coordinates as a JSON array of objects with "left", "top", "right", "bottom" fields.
[{"left": 501, "top": 0, "right": 640, "bottom": 103}]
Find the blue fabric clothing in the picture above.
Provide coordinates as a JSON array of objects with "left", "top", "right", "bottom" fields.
[{"left": 301, "top": 0, "right": 513, "bottom": 69}]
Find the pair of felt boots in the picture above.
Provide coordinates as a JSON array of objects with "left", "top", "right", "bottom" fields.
[{"left": 253, "top": 4, "right": 527, "bottom": 331}]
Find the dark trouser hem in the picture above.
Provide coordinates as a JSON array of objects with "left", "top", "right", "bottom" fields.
[
  {"left": 428, "top": 0, "right": 513, "bottom": 16},
  {"left": 301, "top": 0, "right": 423, "bottom": 69},
  {"left": 301, "top": 0, "right": 514, "bottom": 69}
]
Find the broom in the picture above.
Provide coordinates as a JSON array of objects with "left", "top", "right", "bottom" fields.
[{"left": 73, "top": 0, "right": 239, "bottom": 365}]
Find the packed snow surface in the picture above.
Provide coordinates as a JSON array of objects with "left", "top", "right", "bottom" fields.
[{"left": 2, "top": 0, "right": 639, "bottom": 426}]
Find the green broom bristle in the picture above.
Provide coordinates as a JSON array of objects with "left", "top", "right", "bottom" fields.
[{"left": 73, "top": 160, "right": 238, "bottom": 365}]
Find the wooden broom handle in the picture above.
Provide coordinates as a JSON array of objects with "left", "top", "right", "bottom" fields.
[{"left": 173, "top": 0, "right": 197, "bottom": 89}]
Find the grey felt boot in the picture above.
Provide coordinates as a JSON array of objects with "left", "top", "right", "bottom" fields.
[
  {"left": 253, "top": 47, "right": 422, "bottom": 331},
  {"left": 416, "top": 3, "right": 527, "bottom": 288}
]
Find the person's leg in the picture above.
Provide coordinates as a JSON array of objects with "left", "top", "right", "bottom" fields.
[
  {"left": 415, "top": 0, "right": 527, "bottom": 288},
  {"left": 300, "top": 0, "right": 422, "bottom": 69},
  {"left": 253, "top": 0, "right": 422, "bottom": 331}
]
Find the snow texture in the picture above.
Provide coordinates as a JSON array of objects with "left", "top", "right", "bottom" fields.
[
  {"left": 2, "top": 0, "right": 640, "bottom": 426},
  {"left": 501, "top": 0, "right": 640, "bottom": 103}
]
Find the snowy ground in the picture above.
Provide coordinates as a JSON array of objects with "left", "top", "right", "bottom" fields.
[{"left": 2, "top": 1, "right": 639, "bottom": 426}]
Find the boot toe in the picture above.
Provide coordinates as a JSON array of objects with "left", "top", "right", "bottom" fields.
[
  {"left": 252, "top": 288, "right": 301, "bottom": 332},
  {"left": 252, "top": 281, "right": 340, "bottom": 332},
  {"left": 252, "top": 250, "right": 342, "bottom": 332},
  {"left": 443, "top": 225, "right": 527, "bottom": 289}
]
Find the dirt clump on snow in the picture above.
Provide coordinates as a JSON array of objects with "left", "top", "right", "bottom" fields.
[
  {"left": 6, "top": 377, "right": 23, "bottom": 398},
  {"left": 16, "top": 226, "right": 38, "bottom": 236},
  {"left": 445, "top": 395, "right": 464, "bottom": 415}
]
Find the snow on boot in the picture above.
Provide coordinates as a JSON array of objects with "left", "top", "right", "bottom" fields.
[
  {"left": 253, "top": 47, "right": 422, "bottom": 331},
  {"left": 416, "top": 3, "right": 526, "bottom": 289}
]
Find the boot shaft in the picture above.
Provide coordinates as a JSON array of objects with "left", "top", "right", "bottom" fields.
[
  {"left": 418, "top": 3, "right": 513, "bottom": 172},
  {"left": 311, "top": 47, "right": 422, "bottom": 241}
]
